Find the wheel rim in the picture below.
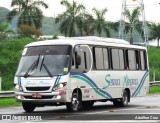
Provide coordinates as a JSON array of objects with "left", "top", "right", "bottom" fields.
[
  {"left": 71, "top": 95, "right": 79, "bottom": 110},
  {"left": 123, "top": 93, "right": 128, "bottom": 106}
]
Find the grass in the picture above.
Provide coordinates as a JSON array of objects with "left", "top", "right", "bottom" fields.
[
  {"left": 0, "top": 37, "right": 34, "bottom": 90},
  {"left": 0, "top": 98, "right": 21, "bottom": 107},
  {"left": 149, "top": 86, "right": 160, "bottom": 94},
  {"left": 148, "top": 46, "right": 160, "bottom": 81}
]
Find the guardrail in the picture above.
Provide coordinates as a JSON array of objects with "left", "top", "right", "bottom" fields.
[
  {"left": 0, "top": 91, "right": 14, "bottom": 98},
  {"left": 149, "top": 81, "right": 160, "bottom": 87},
  {"left": 0, "top": 82, "right": 159, "bottom": 98}
]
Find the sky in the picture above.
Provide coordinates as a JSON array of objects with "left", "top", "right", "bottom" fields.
[{"left": 1, "top": 0, "right": 160, "bottom": 22}]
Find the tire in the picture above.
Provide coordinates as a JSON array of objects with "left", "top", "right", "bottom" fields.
[
  {"left": 66, "top": 93, "right": 81, "bottom": 112},
  {"left": 22, "top": 102, "right": 36, "bottom": 113},
  {"left": 82, "top": 101, "right": 94, "bottom": 108},
  {"left": 113, "top": 100, "right": 121, "bottom": 107},
  {"left": 113, "top": 90, "right": 129, "bottom": 107}
]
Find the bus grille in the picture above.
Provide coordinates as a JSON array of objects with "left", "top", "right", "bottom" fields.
[{"left": 26, "top": 87, "right": 50, "bottom": 91}]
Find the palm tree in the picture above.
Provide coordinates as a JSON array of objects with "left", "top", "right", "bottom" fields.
[
  {"left": 55, "top": 0, "right": 86, "bottom": 37},
  {"left": 149, "top": 23, "right": 160, "bottom": 47},
  {"left": 124, "top": 7, "right": 142, "bottom": 44},
  {"left": 83, "top": 13, "right": 95, "bottom": 36},
  {"left": 75, "top": 12, "right": 94, "bottom": 36},
  {"left": 92, "top": 7, "right": 110, "bottom": 37},
  {"left": 7, "top": 0, "right": 48, "bottom": 29}
]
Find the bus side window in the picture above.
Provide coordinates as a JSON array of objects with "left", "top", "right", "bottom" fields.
[
  {"left": 75, "top": 52, "right": 87, "bottom": 70},
  {"left": 93, "top": 47, "right": 109, "bottom": 70},
  {"left": 125, "top": 50, "right": 129, "bottom": 70},
  {"left": 111, "top": 48, "right": 124, "bottom": 70},
  {"left": 140, "top": 50, "right": 147, "bottom": 70},
  {"left": 135, "top": 50, "right": 140, "bottom": 70},
  {"left": 127, "top": 50, "right": 136, "bottom": 70},
  {"left": 94, "top": 47, "right": 104, "bottom": 70}
]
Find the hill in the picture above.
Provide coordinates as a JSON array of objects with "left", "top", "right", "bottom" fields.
[
  {"left": 42, "top": 17, "right": 60, "bottom": 35},
  {"left": 0, "top": 7, "right": 10, "bottom": 25}
]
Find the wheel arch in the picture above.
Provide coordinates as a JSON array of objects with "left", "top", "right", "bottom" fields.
[{"left": 73, "top": 88, "right": 82, "bottom": 100}]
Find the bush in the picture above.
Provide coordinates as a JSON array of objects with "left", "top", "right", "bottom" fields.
[
  {"left": 0, "top": 37, "right": 34, "bottom": 90},
  {"left": 17, "top": 24, "right": 43, "bottom": 38},
  {"left": 0, "top": 32, "right": 6, "bottom": 41}
]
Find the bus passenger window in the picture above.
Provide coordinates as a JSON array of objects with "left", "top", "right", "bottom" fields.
[
  {"left": 127, "top": 50, "right": 136, "bottom": 70},
  {"left": 140, "top": 51, "right": 147, "bottom": 70},
  {"left": 119, "top": 49, "right": 124, "bottom": 70},
  {"left": 135, "top": 50, "right": 140, "bottom": 70},
  {"left": 95, "top": 48, "right": 104, "bottom": 69},
  {"left": 111, "top": 49, "right": 124, "bottom": 70},
  {"left": 103, "top": 48, "right": 109, "bottom": 69},
  {"left": 125, "top": 50, "right": 129, "bottom": 70},
  {"left": 111, "top": 49, "right": 119, "bottom": 70},
  {"left": 75, "top": 52, "right": 86, "bottom": 70}
]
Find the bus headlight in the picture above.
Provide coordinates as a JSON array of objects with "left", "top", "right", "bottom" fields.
[
  {"left": 14, "top": 84, "right": 23, "bottom": 91},
  {"left": 52, "top": 82, "right": 67, "bottom": 91}
]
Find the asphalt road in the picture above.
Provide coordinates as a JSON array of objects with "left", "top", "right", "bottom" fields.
[{"left": 0, "top": 94, "right": 160, "bottom": 123}]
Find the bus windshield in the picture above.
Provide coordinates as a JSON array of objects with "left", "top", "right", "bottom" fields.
[{"left": 16, "top": 45, "right": 72, "bottom": 77}]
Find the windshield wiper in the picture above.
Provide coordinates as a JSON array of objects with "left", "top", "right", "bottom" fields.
[
  {"left": 24, "top": 55, "right": 40, "bottom": 78},
  {"left": 43, "top": 63, "right": 53, "bottom": 78},
  {"left": 40, "top": 55, "right": 53, "bottom": 78}
]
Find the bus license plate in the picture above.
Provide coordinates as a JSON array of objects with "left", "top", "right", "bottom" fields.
[{"left": 32, "top": 93, "right": 42, "bottom": 98}]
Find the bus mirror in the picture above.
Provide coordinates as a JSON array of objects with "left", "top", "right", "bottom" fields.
[{"left": 76, "top": 55, "right": 81, "bottom": 65}]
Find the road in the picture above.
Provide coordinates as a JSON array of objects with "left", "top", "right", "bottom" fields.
[{"left": 0, "top": 94, "right": 160, "bottom": 123}]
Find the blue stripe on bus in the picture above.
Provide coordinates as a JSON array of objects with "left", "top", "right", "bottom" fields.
[
  {"left": 54, "top": 76, "right": 59, "bottom": 86},
  {"left": 132, "top": 71, "right": 149, "bottom": 97},
  {"left": 17, "top": 77, "right": 21, "bottom": 86},
  {"left": 70, "top": 72, "right": 112, "bottom": 99}
]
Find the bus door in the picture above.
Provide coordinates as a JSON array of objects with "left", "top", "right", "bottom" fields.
[{"left": 70, "top": 45, "right": 96, "bottom": 101}]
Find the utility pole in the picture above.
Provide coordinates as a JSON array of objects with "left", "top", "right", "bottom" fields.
[{"left": 119, "top": 0, "right": 148, "bottom": 46}]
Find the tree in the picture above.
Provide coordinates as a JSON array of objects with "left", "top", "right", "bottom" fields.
[
  {"left": 149, "top": 23, "right": 160, "bottom": 47},
  {"left": 0, "top": 22, "right": 13, "bottom": 41},
  {"left": 55, "top": 0, "right": 86, "bottom": 37},
  {"left": 82, "top": 13, "right": 95, "bottom": 36},
  {"left": 124, "top": 7, "right": 142, "bottom": 44},
  {"left": 7, "top": 0, "right": 48, "bottom": 29},
  {"left": 92, "top": 7, "right": 110, "bottom": 37}
]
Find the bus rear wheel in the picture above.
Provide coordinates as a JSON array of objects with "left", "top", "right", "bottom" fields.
[
  {"left": 113, "top": 90, "right": 129, "bottom": 107},
  {"left": 22, "top": 102, "right": 36, "bottom": 113},
  {"left": 66, "top": 93, "right": 81, "bottom": 112}
]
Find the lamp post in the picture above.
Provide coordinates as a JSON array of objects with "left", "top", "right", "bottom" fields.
[{"left": 119, "top": 0, "right": 148, "bottom": 46}]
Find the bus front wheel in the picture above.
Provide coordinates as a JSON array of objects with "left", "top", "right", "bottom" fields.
[
  {"left": 113, "top": 90, "right": 129, "bottom": 107},
  {"left": 22, "top": 102, "right": 36, "bottom": 112},
  {"left": 66, "top": 92, "right": 81, "bottom": 112}
]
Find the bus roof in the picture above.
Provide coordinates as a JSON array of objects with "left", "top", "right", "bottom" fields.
[{"left": 26, "top": 36, "right": 146, "bottom": 50}]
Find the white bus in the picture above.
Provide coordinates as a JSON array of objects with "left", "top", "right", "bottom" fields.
[{"left": 14, "top": 36, "right": 149, "bottom": 112}]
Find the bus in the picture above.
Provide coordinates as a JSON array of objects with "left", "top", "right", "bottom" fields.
[{"left": 14, "top": 36, "right": 149, "bottom": 112}]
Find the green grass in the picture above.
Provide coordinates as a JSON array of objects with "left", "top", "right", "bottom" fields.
[
  {"left": 148, "top": 46, "right": 160, "bottom": 81},
  {"left": 0, "top": 98, "right": 21, "bottom": 107},
  {"left": 149, "top": 86, "right": 160, "bottom": 94},
  {"left": 0, "top": 38, "right": 35, "bottom": 90}
]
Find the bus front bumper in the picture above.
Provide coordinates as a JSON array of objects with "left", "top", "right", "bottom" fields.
[{"left": 14, "top": 91, "right": 68, "bottom": 103}]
